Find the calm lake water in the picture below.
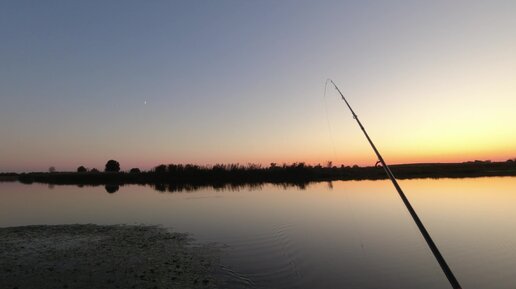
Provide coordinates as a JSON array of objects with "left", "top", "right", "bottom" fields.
[{"left": 1, "top": 177, "right": 515, "bottom": 289}]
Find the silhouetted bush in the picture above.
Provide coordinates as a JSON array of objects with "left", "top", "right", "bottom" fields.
[
  {"left": 130, "top": 168, "right": 141, "bottom": 174},
  {"left": 105, "top": 160, "right": 120, "bottom": 172},
  {"left": 90, "top": 168, "right": 99, "bottom": 173},
  {"left": 77, "top": 166, "right": 87, "bottom": 173}
]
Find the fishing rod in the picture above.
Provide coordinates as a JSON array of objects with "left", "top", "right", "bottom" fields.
[{"left": 329, "top": 80, "right": 462, "bottom": 289}]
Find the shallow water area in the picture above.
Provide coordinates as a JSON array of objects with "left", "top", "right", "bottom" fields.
[{"left": 1, "top": 177, "right": 516, "bottom": 289}]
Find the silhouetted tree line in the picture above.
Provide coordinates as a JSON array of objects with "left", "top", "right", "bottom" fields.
[
  {"left": 15, "top": 158, "right": 516, "bottom": 189},
  {"left": 0, "top": 172, "right": 18, "bottom": 182},
  {"left": 149, "top": 162, "right": 326, "bottom": 183},
  {"left": 0, "top": 172, "right": 18, "bottom": 177}
]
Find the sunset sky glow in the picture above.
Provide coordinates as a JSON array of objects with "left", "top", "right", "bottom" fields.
[{"left": 1, "top": 0, "right": 515, "bottom": 172}]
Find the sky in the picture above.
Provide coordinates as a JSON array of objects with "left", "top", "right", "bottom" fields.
[{"left": 0, "top": 0, "right": 515, "bottom": 172}]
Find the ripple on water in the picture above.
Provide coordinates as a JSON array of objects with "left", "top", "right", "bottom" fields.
[{"left": 218, "top": 224, "right": 314, "bottom": 289}]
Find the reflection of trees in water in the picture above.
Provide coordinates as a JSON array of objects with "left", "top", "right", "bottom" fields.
[
  {"left": 105, "top": 184, "right": 120, "bottom": 194},
  {"left": 21, "top": 181, "right": 312, "bottom": 194},
  {"left": 151, "top": 181, "right": 312, "bottom": 193}
]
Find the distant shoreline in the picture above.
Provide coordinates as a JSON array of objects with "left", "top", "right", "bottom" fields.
[{"left": 4, "top": 161, "right": 515, "bottom": 190}]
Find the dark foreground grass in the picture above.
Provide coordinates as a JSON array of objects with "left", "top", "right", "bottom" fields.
[{"left": 0, "top": 224, "right": 224, "bottom": 289}]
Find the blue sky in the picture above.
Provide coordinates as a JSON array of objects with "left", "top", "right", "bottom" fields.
[{"left": 1, "top": 0, "right": 515, "bottom": 171}]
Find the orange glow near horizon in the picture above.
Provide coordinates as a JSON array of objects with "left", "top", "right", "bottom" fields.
[{"left": 3, "top": 134, "right": 513, "bottom": 172}]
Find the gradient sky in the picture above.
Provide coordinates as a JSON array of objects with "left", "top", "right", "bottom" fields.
[{"left": 1, "top": 0, "right": 515, "bottom": 172}]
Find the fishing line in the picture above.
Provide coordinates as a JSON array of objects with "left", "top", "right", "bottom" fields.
[
  {"left": 323, "top": 78, "right": 338, "bottom": 162},
  {"left": 325, "top": 79, "right": 372, "bottom": 278}
]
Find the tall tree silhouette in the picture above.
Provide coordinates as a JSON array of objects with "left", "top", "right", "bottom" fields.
[{"left": 105, "top": 160, "right": 120, "bottom": 172}]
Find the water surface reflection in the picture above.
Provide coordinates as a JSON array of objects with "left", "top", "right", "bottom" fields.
[{"left": 1, "top": 177, "right": 515, "bottom": 289}]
